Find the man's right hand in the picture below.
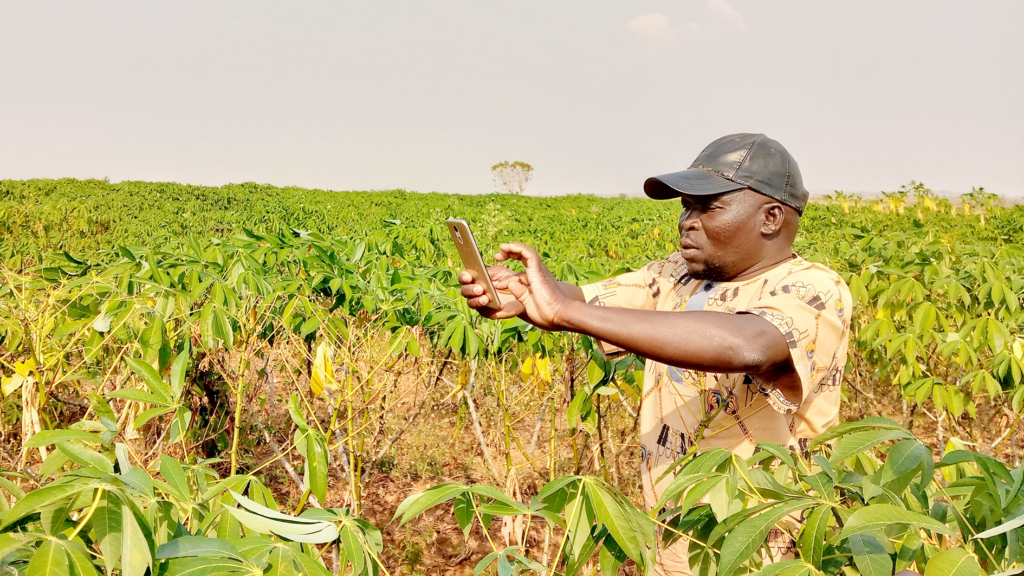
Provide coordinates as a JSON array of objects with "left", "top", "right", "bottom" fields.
[{"left": 458, "top": 265, "right": 527, "bottom": 320}]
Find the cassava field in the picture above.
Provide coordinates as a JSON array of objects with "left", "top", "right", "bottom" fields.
[{"left": 1, "top": 178, "right": 1023, "bottom": 576}]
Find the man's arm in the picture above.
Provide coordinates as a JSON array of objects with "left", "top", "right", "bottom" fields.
[
  {"left": 558, "top": 303, "right": 791, "bottom": 376},
  {"left": 464, "top": 243, "right": 800, "bottom": 402}
]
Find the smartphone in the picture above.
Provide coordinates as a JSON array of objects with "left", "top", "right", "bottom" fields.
[{"left": 446, "top": 219, "right": 502, "bottom": 310}]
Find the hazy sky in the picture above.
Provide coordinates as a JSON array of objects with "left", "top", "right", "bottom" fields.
[{"left": 2, "top": 1, "right": 1022, "bottom": 197}]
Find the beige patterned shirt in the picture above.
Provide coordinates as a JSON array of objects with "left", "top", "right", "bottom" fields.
[{"left": 581, "top": 252, "right": 851, "bottom": 511}]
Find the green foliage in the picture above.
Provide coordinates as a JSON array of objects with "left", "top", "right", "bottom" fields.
[{"left": 2, "top": 179, "right": 1024, "bottom": 574}]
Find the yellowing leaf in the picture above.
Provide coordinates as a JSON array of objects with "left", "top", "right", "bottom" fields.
[
  {"left": 14, "top": 358, "right": 36, "bottom": 378},
  {"left": 535, "top": 355, "right": 552, "bottom": 383},
  {"left": 2, "top": 374, "right": 30, "bottom": 397},
  {"left": 520, "top": 356, "right": 534, "bottom": 379},
  {"left": 310, "top": 342, "right": 337, "bottom": 397}
]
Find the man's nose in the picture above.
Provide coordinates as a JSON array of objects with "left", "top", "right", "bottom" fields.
[{"left": 680, "top": 210, "right": 701, "bottom": 231}]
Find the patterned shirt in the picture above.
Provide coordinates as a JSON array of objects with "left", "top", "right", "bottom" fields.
[{"left": 581, "top": 252, "right": 852, "bottom": 510}]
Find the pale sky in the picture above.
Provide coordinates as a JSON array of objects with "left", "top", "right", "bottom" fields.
[{"left": 2, "top": 1, "right": 1022, "bottom": 197}]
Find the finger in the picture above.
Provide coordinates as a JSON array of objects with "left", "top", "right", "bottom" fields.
[
  {"left": 458, "top": 270, "right": 475, "bottom": 284},
  {"left": 466, "top": 295, "right": 491, "bottom": 309},
  {"left": 487, "top": 265, "right": 512, "bottom": 280},
  {"left": 498, "top": 243, "right": 541, "bottom": 269},
  {"left": 461, "top": 284, "right": 485, "bottom": 298},
  {"left": 506, "top": 278, "right": 531, "bottom": 300}
]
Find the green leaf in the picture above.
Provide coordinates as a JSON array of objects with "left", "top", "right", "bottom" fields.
[
  {"left": 394, "top": 483, "right": 468, "bottom": 525},
  {"left": 60, "top": 539, "right": 100, "bottom": 576},
  {"left": 587, "top": 360, "right": 606, "bottom": 387},
  {"left": 717, "top": 499, "right": 812, "bottom": 576},
  {"left": 0, "top": 533, "right": 26, "bottom": 559},
  {"left": 125, "top": 357, "right": 171, "bottom": 403},
  {"left": 121, "top": 502, "right": 153, "bottom": 576},
  {"left": 132, "top": 406, "right": 175, "bottom": 431},
  {"left": 807, "top": 417, "right": 910, "bottom": 449},
  {"left": 588, "top": 480, "right": 650, "bottom": 565},
  {"left": 974, "top": 512, "right": 1024, "bottom": 539},
  {"left": 140, "top": 316, "right": 164, "bottom": 364},
  {"left": 798, "top": 505, "right": 830, "bottom": 568},
  {"left": 307, "top": 434, "right": 328, "bottom": 505},
  {"left": 156, "top": 536, "right": 245, "bottom": 561},
  {"left": 837, "top": 504, "right": 953, "bottom": 540},
  {"left": 227, "top": 490, "right": 339, "bottom": 544},
  {"left": 57, "top": 440, "right": 114, "bottom": 474},
  {"left": 923, "top": 547, "right": 983, "bottom": 576},
  {"left": 159, "top": 455, "right": 191, "bottom": 503},
  {"left": 94, "top": 491, "right": 124, "bottom": 575},
  {"left": 107, "top": 388, "right": 166, "bottom": 405},
  {"left": 879, "top": 440, "right": 930, "bottom": 486},
  {"left": 1, "top": 479, "right": 96, "bottom": 529},
  {"left": 169, "top": 349, "right": 189, "bottom": 401},
  {"left": 27, "top": 538, "right": 69, "bottom": 576},
  {"left": 599, "top": 537, "right": 627, "bottom": 576},
  {"left": 848, "top": 533, "right": 892, "bottom": 576},
  {"left": 25, "top": 429, "right": 104, "bottom": 447},
  {"left": 829, "top": 429, "right": 914, "bottom": 463},
  {"left": 454, "top": 492, "right": 474, "bottom": 539}
]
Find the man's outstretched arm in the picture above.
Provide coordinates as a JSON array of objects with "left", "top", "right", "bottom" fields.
[{"left": 459, "top": 242, "right": 799, "bottom": 400}]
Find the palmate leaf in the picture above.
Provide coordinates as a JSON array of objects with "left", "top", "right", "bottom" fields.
[
  {"left": 124, "top": 357, "right": 171, "bottom": 403},
  {"left": 169, "top": 348, "right": 188, "bottom": 401},
  {"left": 848, "top": 533, "right": 892, "bottom": 576},
  {"left": 227, "top": 490, "right": 339, "bottom": 544},
  {"left": 60, "top": 539, "right": 101, "bottom": 576},
  {"left": 0, "top": 479, "right": 96, "bottom": 529},
  {"left": 26, "top": 538, "right": 69, "bottom": 576},
  {"left": 57, "top": 441, "right": 114, "bottom": 474},
  {"left": 154, "top": 557, "right": 252, "bottom": 576},
  {"left": 798, "top": 505, "right": 830, "bottom": 568},
  {"left": 393, "top": 483, "right": 469, "bottom": 525},
  {"left": 586, "top": 478, "right": 654, "bottom": 568},
  {"left": 753, "top": 560, "right": 824, "bottom": 576},
  {"left": 156, "top": 536, "right": 246, "bottom": 562},
  {"left": 717, "top": 499, "right": 814, "bottom": 576},
  {"left": 923, "top": 547, "right": 984, "bottom": 576},
  {"left": 94, "top": 491, "right": 123, "bottom": 575},
  {"left": 807, "top": 417, "right": 911, "bottom": 449},
  {"left": 829, "top": 429, "right": 914, "bottom": 463},
  {"left": 24, "top": 429, "right": 104, "bottom": 447},
  {"left": 159, "top": 455, "right": 192, "bottom": 503},
  {"left": 235, "top": 536, "right": 332, "bottom": 576},
  {"left": 307, "top": 433, "right": 329, "bottom": 506},
  {"left": 121, "top": 501, "right": 153, "bottom": 576},
  {"left": 837, "top": 504, "right": 953, "bottom": 540}
]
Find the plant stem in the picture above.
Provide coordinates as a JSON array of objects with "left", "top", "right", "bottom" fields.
[{"left": 68, "top": 487, "right": 104, "bottom": 541}]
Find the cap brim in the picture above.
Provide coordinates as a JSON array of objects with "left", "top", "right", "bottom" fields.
[{"left": 643, "top": 168, "right": 746, "bottom": 200}]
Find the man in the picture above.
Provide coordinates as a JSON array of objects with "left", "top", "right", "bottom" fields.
[{"left": 459, "top": 133, "right": 851, "bottom": 574}]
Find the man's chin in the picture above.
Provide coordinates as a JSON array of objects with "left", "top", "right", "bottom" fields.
[{"left": 686, "top": 261, "right": 729, "bottom": 282}]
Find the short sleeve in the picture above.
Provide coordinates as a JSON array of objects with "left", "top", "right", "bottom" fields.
[
  {"left": 579, "top": 260, "right": 666, "bottom": 358},
  {"left": 580, "top": 260, "right": 664, "bottom": 311},
  {"left": 738, "top": 267, "right": 852, "bottom": 413}
]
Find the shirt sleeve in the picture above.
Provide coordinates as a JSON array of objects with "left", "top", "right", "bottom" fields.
[
  {"left": 579, "top": 259, "right": 666, "bottom": 358},
  {"left": 737, "top": 267, "right": 852, "bottom": 414}
]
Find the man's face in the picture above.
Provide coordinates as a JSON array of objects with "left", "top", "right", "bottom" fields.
[{"left": 676, "top": 189, "right": 772, "bottom": 281}]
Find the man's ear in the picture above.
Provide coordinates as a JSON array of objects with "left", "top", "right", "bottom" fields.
[{"left": 761, "top": 203, "right": 786, "bottom": 236}]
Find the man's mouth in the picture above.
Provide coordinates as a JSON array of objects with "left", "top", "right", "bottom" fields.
[{"left": 679, "top": 237, "right": 699, "bottom": 251}]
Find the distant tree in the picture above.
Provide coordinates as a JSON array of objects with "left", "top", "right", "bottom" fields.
[{"left": 491, "top": 161, "right": 533, "bottom": 195}]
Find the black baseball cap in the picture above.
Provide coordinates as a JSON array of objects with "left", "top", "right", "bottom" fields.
[{"left": 644, "top": 133, "right": 809, "bottom": 213}]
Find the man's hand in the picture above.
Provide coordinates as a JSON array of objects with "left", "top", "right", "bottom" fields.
[
  {"left": 458, "top": 243, "right": 583, "bottom": 329},
  {"left": 492, "top": 243, "right": 572, "bottom": 331},
  {"left": 458, "top": 264, "right": 527, "bottom": 320}
]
